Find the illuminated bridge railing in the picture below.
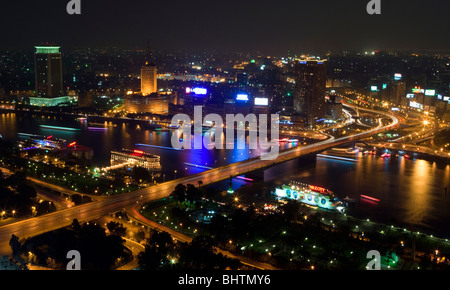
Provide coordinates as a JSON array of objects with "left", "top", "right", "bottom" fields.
[
  {"left": 137, "top": 106, "right": 400, "bottom": 190},
  {"left": 187, "top": 115, "right": 399, "bottom": 184}
]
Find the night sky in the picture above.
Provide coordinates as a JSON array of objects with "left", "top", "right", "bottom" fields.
[{"left": 1, "top": 0, "right": 449, "bottom": 54}]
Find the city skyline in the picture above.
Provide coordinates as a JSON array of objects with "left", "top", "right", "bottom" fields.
[
  {"left": 1, "top": 0, "right": 449, "bottom": 54},
  {"left": 1, "top": 0, "right": 450, "bottom": 275}
]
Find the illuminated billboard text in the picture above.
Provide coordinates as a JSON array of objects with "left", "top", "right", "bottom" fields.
[
  {"left": 236, "top": 94, "right": 249, "bottom": 101},
  {"left": 254, "top": 97, "right": 269, "bottom": 106}
]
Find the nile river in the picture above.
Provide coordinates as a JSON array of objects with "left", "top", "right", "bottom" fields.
[{"left": 1, "top": 112, "right": 450, "bottom": 237}]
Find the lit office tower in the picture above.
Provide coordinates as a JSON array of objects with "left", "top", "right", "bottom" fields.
[
  {"left": 35, "top": 46, "right": 63, "bottom": 97},
  {"left": 294, "top": 60, "right": 327, "bottom": 125},
  {"left": 141, "top": 63, "right": 157, "bottom": 96},
  {"left": 141, "top": 43, "right": 157, "bottom": 96}
]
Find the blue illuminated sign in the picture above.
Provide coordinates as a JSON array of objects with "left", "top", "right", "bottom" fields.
[{"left": 236, "top": 94, "right": 249, "bottom": 101}]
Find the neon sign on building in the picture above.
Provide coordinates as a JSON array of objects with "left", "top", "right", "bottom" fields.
[{"left": 309, "top": 185, "right": 326, "bottom": 193}]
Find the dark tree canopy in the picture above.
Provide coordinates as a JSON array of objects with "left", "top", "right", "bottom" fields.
[{"left": 18, "top": 219, "right": 127, "bottom": 270}]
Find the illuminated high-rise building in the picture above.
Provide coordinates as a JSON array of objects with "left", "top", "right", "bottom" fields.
[
  {"left": 141, "top": 63, "right": 157, "bottom": 96},
  {"left": 34, "top": 45, "right": 63, "bottom": 97},
  {"left": 294, "top": 59, "right": 327, "bottom": 125},
  {"left": 124, "top": 94, "right": 170, "bottom": 115},
  {"left": 141, "top": 43, "right": 157, "bottom": 96}
]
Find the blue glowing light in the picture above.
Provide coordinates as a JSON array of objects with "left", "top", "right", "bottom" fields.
[{"left": 236, "top": 94, "right": 249, "bottom": 101}]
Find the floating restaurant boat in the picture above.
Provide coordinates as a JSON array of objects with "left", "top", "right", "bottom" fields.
[
  {"left": 17, "top": 133, "right": 67, "bottom": 151},
  {"left": 110, "top": 149, "right": 161, "bottom": 171},
  {"left": 274, "top": 181, "right": 344, "bottom": 211}
]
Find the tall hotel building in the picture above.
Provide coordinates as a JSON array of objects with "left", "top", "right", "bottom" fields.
[
  {"left": 35, "top": 46, "right": 63, "bottom": 97},
  {"left": 141, "top": 61, "right": 157, "bottom": 96},
  {"left": 294, "top": 59, "right": 327, "bottom": 126},
  {"left": 125, "top": 45, "right": 172, "bottom": 114}
]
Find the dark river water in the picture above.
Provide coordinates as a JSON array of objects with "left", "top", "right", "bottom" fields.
[
  {"left": 1, "top": 112, "right": 450, "bottom": 237},
  {"left": 260, "top": 155, "right": 450, "bottom": 236}
]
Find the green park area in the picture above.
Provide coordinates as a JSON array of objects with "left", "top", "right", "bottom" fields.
[{"left": 139, "top": 182, "right": 450, "bottom": 270}]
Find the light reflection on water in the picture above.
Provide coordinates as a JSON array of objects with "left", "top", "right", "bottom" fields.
[
  {"left": 2, "top": 113, "right": 450, "bottom": 236},
  {"left": 259, "top": 153, "right": 450, "bottom": 236},
  {"left": 0, "top": 113, "right": 295, "bottom": 174}
]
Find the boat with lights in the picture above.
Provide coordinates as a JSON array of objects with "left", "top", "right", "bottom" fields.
[
  {"left": 274, "top": 181, "right": 344, "bottom": 211},
  {"left": 17, "top": 133, "right": 67, "bottom": 151}
]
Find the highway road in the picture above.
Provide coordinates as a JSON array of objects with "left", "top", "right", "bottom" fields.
[
  {"left": 0, "top": 104, "right": 400, "bottom": 257},
  {"left": 116, "top": 238, "right": 145, "bottom": 270}
]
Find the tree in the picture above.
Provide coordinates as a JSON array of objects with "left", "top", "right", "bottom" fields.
[
  {"left": 9, "top": 234, "right": 20, "bottom": 257},
  {"left": 71, "top": 219, "right": 81, "bottom": 233},
  {"left": 21, "top": 184, "right": 37, "bottom": 199},
  {"left": 136, "top": 230, "right": 146, "bottom": 243},
  {"left": 132, "top": 166, "right": 150, "bottom": 184},
  {"left": 230, "top": 208, "right": 254, "bottom": 238},
  {"left": 138, "top": 245, "right": 165, "bottom": 270},
  {"left": 178, "top": 236, "right": 239, "bottom": 270},
  {"left": 171, "top": 184, "right": 187, "bottom": 203},
  {"left": 209, "top": 214, "right": 229, "bottom": 242},
  {"left": 7, "top": 172, "right": 27, "bottom": 187},
  {"left": 106, "top": 221, "right": 127, "bottom": 237},
  {"left": 77, "top": 222, "right": 126, "bottom": 269},
  {"left": 186, "top": 184, "right": 203, "bottom": 205},
  {"left": 146, "top": 230, "right": 174, "bottom": 256},
  {"left": 138, "top": 231, "right": 175, "bottom": 270}
]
